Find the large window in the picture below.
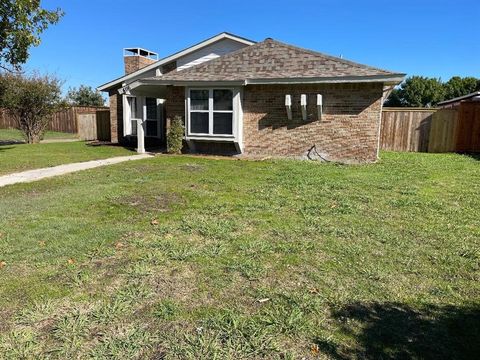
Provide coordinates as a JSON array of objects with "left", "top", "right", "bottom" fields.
[{"left": 188, "top": 89, "right": 234, "bottom": 135}]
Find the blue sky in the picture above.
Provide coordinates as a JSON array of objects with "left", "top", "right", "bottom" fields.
[{"left": 26, "top": 0, "right": 479, "bottom": 93}]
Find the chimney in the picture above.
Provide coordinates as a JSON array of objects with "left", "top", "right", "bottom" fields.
[{"left": 123, "top": 48, "right": 158, "bottom": 75}]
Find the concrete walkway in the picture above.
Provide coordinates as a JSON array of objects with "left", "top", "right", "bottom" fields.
[{"left": 0, "top": 154, "right": 153, "bottom": 188}]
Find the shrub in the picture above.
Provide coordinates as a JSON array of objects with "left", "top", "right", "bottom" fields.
[{"left": 167, "top": 116, "right": 184, "bottom": 154}]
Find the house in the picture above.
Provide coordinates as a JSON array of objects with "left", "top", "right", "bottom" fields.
[
  {"left": 98, "top": 32, "right": 404, "bottom": 162},
  {"left": 437, "top": 91, "right": 480, "bottom": 109}
]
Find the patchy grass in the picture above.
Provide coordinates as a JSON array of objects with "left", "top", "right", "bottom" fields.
[
  {"left": 0, "top": 141, "right": 135, "bottom": 175},
  {"left": 0, "top": 152, "right": 478, "bottom": 359},
  {"left": 0, "top": 128, "right": 78, "bottom": 142}
]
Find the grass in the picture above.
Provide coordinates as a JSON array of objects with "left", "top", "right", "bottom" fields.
[
  {"left": 0, "top": 141, "right": 135, "bottom": 175},
  {"left": 0, "top": 152, "right": 478, "bottom": 359},
  {"left": 0, "top": 128, "right": 78, "bottom": 141}
]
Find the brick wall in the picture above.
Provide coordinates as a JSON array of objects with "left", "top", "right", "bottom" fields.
[
  {"left": 151, "top": 83, "right": 384, "bottom": 162},
  {"left": 165, "top": 86, "right": 186, "bottom": 131},
  {"left": 124, "top": 56, "right": 156, "bottom": 75},
  {"left": 242, "top": 83, "right": 383, "bottom": 162},
  {"left": 108, "top": 88, "right": 123, "bottom": 144}
]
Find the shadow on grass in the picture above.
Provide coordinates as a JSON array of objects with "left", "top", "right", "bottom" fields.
[
  {"left": 0, "top": 140, "right": 24, "bottom": 146},
  {"left": 461, "top": 152, "right": 480, "bottom": 161},
  {"left": 316, "top": 302, "right": 480, "bottom": 360}
]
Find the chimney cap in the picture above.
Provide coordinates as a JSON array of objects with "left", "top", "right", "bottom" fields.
[{"left": 123, "top": 47, "right": 158, "bottom": 60}]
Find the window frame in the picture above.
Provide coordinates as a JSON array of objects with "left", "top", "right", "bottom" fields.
[
  {"left": 145, "top": 97, "right": 161, "bottom": 138},
  {"left": 187, "top": 88, "right": 235, "bottom": 137}
]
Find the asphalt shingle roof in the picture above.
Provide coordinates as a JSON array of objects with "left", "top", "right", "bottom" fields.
[{"left": 154, "top": 38, "right": 402, "bottom": 82}]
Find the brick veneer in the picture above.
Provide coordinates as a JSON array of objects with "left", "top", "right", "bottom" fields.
[
  {"left": 109, "top": 88, "right": 123, "bottom": 144},
  {"left": 242, "top": 83, "right": 383, "bottom": 162},
  {"left": 162, "top": 83, "right": 383, "bottom": 162},
  {"left": 165, "top": 86, "right": 186, "bottom": 129},
  {"left": 124, "top": 56, "right": 156, "bottom": 75}
]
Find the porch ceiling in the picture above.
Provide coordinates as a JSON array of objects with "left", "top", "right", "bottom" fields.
[{"left": 127, "top": 84, "right": 168, "bottom": 98}]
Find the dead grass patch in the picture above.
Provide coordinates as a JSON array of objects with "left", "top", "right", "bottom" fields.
[{"left": 115, "top": 193, "right": 182, "bottom": 213}]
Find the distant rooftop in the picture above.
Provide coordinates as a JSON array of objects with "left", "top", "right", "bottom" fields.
[{"left": 437, "top": 91, "right": 480, "bottom": 107}]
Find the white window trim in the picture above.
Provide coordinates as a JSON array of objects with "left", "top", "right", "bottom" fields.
[{"left": 186, "top": 88, "right": 240, "bottom": 141}]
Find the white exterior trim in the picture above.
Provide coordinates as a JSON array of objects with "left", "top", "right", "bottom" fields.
[
  {"left": 127, "top": 74, "right": 405, "bottom": 90},
  {"left": 98, "top": 32, "right": 255, "bottom": 91},
  {"left": 122, "top": 95, "right": 130, "bottom": 136}
]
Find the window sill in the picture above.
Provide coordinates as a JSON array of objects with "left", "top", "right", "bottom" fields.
[{"left": 186, "top": 134, "right": 236, "bottom": 142}]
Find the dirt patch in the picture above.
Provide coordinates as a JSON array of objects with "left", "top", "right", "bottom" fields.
[
  {"left": 0, "top": 308, "right": 14, "bottom": 333},
  {"left": 116, "top": 193, "right": 182, "bottom": 213},
  {"left": 152, "top": 264, "right": 199, "bottom": 304},
  {"left": 180, "top": 163, "right": 205, "bottom": 172}
]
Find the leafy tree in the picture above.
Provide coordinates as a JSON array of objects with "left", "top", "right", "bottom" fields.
[
  {"left": 66, "top": 85, "right": 105, "bottom": 106},
  {"left": 0, "top": 0, "right": 63, "bottom": 71},
  {"left": 1, "top": 72, "right": 65, "bottom": 143},
  {"left": 385, "top": 76, "right": 480, "bottom": 107},
  {"left": 385, "top": 76, "right": 445, "bottom": 107},
  {"left": 444, "top": 76, "right": 480, "bottom": 100}
]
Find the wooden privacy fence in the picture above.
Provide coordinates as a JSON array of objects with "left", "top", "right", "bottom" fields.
[
  {"left": 0, "top": 106, "right": 110, "bottom": 141},
  {"left": 380, "top": 102, "right": 480, "bottom": 153}
]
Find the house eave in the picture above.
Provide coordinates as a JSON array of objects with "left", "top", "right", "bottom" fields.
[{"left": 126, "top": 74, "right": 405, "bottom": 91}]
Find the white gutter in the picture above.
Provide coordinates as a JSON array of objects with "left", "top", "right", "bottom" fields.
[{"left": 124, "top": 74, "right": 405, "bottom": 93}]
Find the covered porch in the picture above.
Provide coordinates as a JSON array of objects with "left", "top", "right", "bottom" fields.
[{"left": 118, "top": 83, "right": 168, "bottom": 153}]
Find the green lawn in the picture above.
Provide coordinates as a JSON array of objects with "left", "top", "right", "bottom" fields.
[
  {"left": 0, "top": 152, "right": 478, "bottom": 359},
  {"left": 0, "top": 141, "right": 135, "bottom": 175},
  {"left": 0, "top": 128, "right": 78, "bottom": 141}
]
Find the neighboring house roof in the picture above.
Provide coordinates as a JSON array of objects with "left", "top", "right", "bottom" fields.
[
  {"left": 437, "top": 91, "right": 480, "bottom": 107},
  {"left": 97, "top": 32, "right": 256, "bottom": 91},
  {"left": 141, "top": 38, "right": 405, "bottom": 85}
]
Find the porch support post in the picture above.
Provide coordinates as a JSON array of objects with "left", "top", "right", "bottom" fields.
[{"left": 137, "top": 97, "right": 146, "bottom": 154}]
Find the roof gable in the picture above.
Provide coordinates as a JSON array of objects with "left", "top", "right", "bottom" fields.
[
  {"left": 98, "top": 32, "right": 256, "bottom": 91},
  {"left": 156, "top": 38, "right": 404, "bottom": 83}
]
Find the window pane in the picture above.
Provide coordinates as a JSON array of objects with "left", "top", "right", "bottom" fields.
[
  {"left": 131, "top": 120, "right": 137, "bottom": 135},
  {"left": 190, "top": 90, "right": 209, "bottom": 110},
  {"left": 146, "top": 98, "right": 157, "bottom": 119},
  {"left": 146, "top": 120, "right": 157, "bottom": 137},
  {"left": 191, "top": 112, "right": 209, "bottom": 133},
  {"left": 213, "top": 113, "right": 233, "bottom": 135},
  {"left": 213, "top": 89, "right": 233, "bottom": 111},
  {"left": 129, "top": 97, "right": 140, "bottom": 119}
]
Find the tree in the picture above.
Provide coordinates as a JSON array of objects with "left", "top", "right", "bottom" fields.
[
  {"left": 385, "top": 76, "right": 480, "bottom": 107},
  {"left": 444, "top": 76, "right": 480, "bottom": 100},
  {"left": 0, "top": 0, "right": 63, "bottom": 71},
  {"left": 385, "top": 76, "right": 445, "bottom": 107},
  {"left": 66, "top": 85, "right": 105, "bottom": 106},
  {"left": 1, "top": 72, "right": 65, "bottom": 143}
]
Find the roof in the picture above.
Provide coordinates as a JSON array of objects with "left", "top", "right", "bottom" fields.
[
  {"left": 98, "top": 32, "right": 256, "bottom": 91},
  {"left": 437, "top": 91, "right": 480, "bottom": 106},
  {"left": 144, "top": 38, "right": 404, "bottom": 85}
]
